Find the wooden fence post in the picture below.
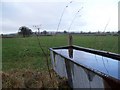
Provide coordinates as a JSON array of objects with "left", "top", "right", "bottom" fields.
[{"left": 68, "top": 34, "right": 73, "bottom": 58}]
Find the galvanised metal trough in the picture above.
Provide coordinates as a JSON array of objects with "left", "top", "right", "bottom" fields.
[{"left": 49, "top": 45, "right": 120, "bottom": 88}]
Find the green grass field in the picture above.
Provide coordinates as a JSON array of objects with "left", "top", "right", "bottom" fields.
[{"left": 2, "top": 35, "right": 118, "bottom": 72}]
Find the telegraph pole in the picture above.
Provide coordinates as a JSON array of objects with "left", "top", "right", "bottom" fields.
[{"left": 33, "top": 25, "right": 42, "bottom": 36}]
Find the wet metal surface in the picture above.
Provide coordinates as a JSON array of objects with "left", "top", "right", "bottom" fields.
[{"left": 54, "top": 49, "right": 120, "bottom": 80}]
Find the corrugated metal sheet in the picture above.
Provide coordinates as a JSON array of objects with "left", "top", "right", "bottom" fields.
[
  {"left": 50, "top": 50, "right": 105, "bottom": 88},
  {"left": 50, "top": 51, "right": 67, "bottom": 78},
  {"left": 54, "top": 54, "right": 67, "bottom": 78}
]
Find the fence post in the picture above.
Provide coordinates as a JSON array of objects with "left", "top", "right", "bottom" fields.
[{"left": 68, "top": 34, "right": 73, "bottom": 58}]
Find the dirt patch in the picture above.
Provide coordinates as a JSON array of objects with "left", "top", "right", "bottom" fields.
[{"left": 2, "top": 69, "right": 71, "bottom": 89}]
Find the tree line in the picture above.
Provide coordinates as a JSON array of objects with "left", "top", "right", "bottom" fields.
[
  {"left": 18, "top": 26, "right": 49, "bottom": 37},
  {"left": 18, "top": 26, "right": 120, "bottom": 37}
]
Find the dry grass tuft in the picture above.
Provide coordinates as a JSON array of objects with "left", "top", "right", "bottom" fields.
[{"left": 2, "top": 69, "right": 70, "bottom": 89}]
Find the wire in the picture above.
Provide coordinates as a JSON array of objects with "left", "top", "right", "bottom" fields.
[
  {"left": 92, "top": 18, "right": 111, "bottom": 77},
  {"left": 100, "top": 19, "right": 111, "bottom": 74},
  {"left": 33, "top": 25, "right": 52, "bottom": 80},
  {"left": 101, "top": 56, "right": 109, "bottom": 75},
  {"left": 53, "top": 1, "right": 73, "bottom": 55},
  {"left": 56, "top": 1, "right": 73, "bottom": 35},
  {"left": 68, "top": 7, "right": 83, "bottom": 33},
  {"left": 103, "top": 18, "right": 111, "bottom": 33}
]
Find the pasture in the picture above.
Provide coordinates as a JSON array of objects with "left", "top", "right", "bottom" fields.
[
  {"left": 2, "top": 34, "right": 119, "bottom": 88},
  {"left": 2, "top": 35, "right": 118, "bottom": 71}
]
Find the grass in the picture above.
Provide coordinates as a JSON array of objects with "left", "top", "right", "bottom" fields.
[
  {"left": 2, "top": 35, "right": 64, "bottom": 71},
  {"left": 2, "top": 34, "right": 118, "bottom": 88},
  {"left": 73, "top": 35, "right": 118, "bottom": 53},
  {"left": 2, "top": 69, "right": 70, "bottom": 88},
  {"left": 2, "top": 35, "right": 118, "bottom": 71}
]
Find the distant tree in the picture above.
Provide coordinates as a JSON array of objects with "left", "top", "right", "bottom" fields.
[
  {"left": 97, "top": 31, "right": 100, "bottom": 34},
  {"left": 42, "top": 30, "right": 48, "bottom": 35},
  {"left": 106, "top": 31, "right": 110, "bottom": 34},
  {"left": 118, "top": 31, "right": 120, "bottom": 34},
  {"left": 64, "top": 30, "right": 67, "bottom": 34},
  {"left": 88, "top": 31, "right": 91, "bottom": 34},
  {"left": 1, "top": 34, "right": 3, "bottom": 36},
  {"left": 18, "top": 26, "right": 32, "bottom": 37},
  {"left": 80, "top": 31, "right": 83, "bottom": 34}
]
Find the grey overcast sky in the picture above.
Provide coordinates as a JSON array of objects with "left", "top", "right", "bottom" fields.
[{"left": 1, "top": 0, "right": 119, "bottom": 34}]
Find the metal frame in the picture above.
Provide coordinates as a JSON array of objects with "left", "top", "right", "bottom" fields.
[
  {"left": 49, "top": 45, "right": 120, "bottom": 88},
  {"left": 50, "top": 45, "right": 120, "bottom": 60}
]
